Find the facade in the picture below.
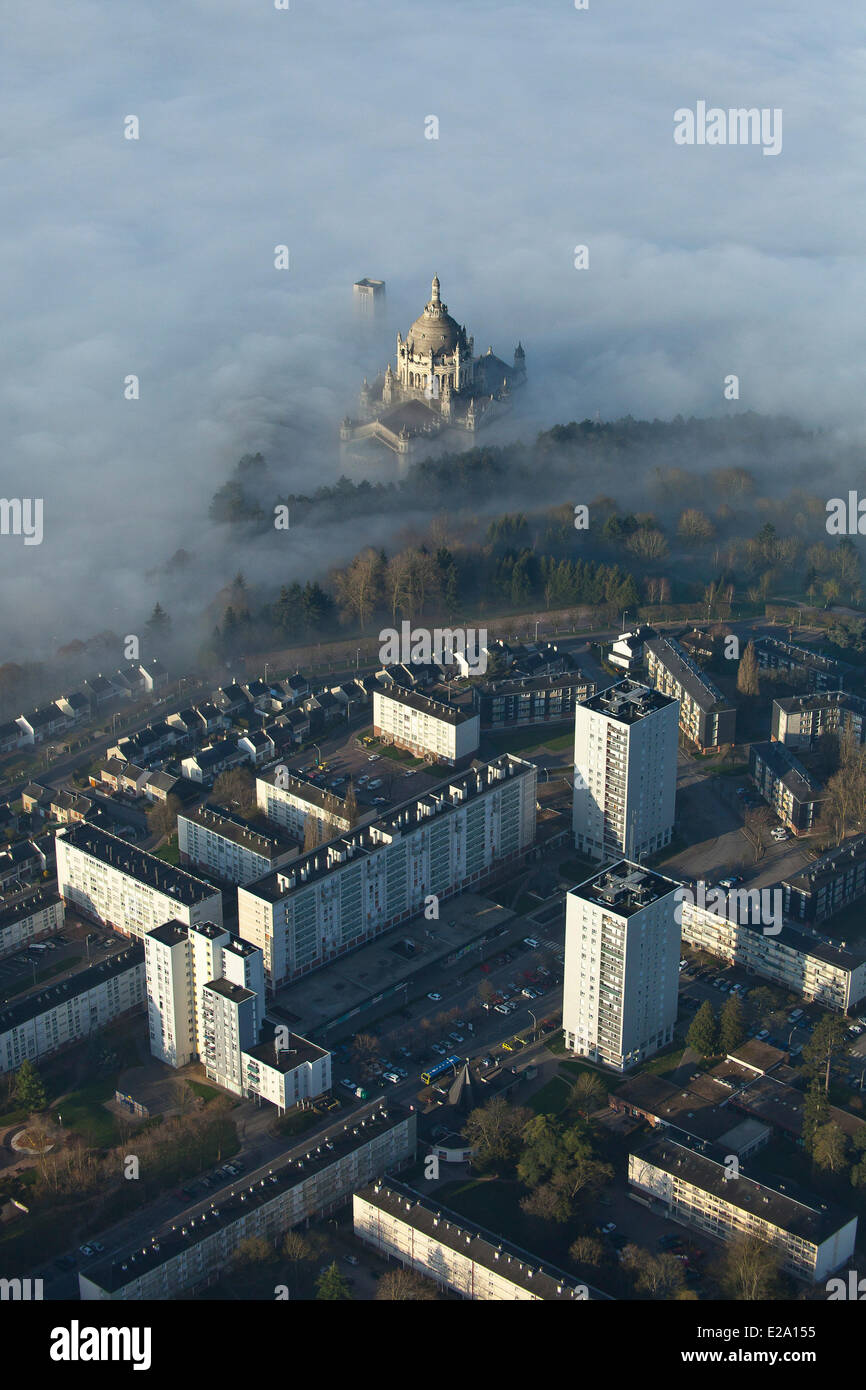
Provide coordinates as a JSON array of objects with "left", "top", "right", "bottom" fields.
[
  {"left": 607, "top": 624, "right": 658, "bottom": 674},
  {"left": 80, "top": 1103, "right": 417, "bottom": 1300},
  {"left": 177, "top": 804, "right": 298, "bottom": 886},
  {"left": 645, "top": 636, "right": 736, "bottom": 751},
  {"left": 0, "top": 946, "right": 145, "bottom": 1074},
  {"left": 341, "top": 275, "right": 526, "bottom": 459},
  {"left": 629, "top": 1134, "right": 856, "bottom": 1283},
  {"left": 471, "top": 672, "right": 596, "bottom": 731},
  {"left": 753, "top": 636, "right": 853, "bottom": 692},
  {"left": 782, "top": 835, "right": 866, "bottom": 924},
  {"left": 373, "top": 688, "right": 480, "bottom": 766},
  {"left": 239, "top": 755, "right": 537, "bottom": 988},
  {"left": 573, "top": 680, "right": 678, "bottom": 862},
  {"left": 749, "top": 741, "right": 825, "bottom": 834},
  {"left": 255, "top": 770, "right": 359, "bottom": 842},
  {"left": 144, "top": 919, "right": 329, "bottom": 1109},
  {"left": 679, "top": 893, "right": 866, "bottom": 1011},
  {"left": 563, "top": 860, "right": 681, "bottom": 1071},
  {"left": 0, "top": 890, "right": 64, "bottom": 960},
  {"left": 55, "top": 823, "right": 224, "bottom": 942},
  {"left": 771, "top": 691, "right": 866, "bottom": 750},
  {"left": 354, "top": 1180, "right": 605, "bottom": 1301}
]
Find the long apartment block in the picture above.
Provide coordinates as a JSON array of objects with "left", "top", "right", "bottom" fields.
[
  {"left": 177, "top": 803, "right": 299, "bottom": 886},
  {"left": 255, "top": 769, "right": 362, "bottom": 841},
  {"left": 645, "top": 636, "right": 736, "bottom": 751},
  {"left": 573, "top": 679, "right": 678, "bottom": 862},
  {"left": 354, "top": 1179, "right": 608, "bottom": 1300},
  {"left": 679, "top": 893, "right": 866, "bottom": 1012},
  {"left": 0, "top": 890, "right": 64, "bottom": 959},
  {"left": 55, "top": 822, "right": 224, "bottom": 941},
  {"left": 782, "top": 835, "right": 866, "bottom": 924},
  {"left": 80, "top": 1102, "right": 417, "bottom": 1300},
  {"left": 238, "top": 755, "right": 537, "bottom": 988},
  {"left": 0, "top": 945, "right": 145, "bottom": 1074},
  {"left": 629, "top": 1134, "right": 856, "bottom": 1283}
]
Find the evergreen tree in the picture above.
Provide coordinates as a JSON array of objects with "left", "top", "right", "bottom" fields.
[
  {"left": 14, "top": 1059, "right": 46, "bottom": 1111},
  {"left": 686, "top": 1000, "right": 718, "bottom": 1057},
  {"left": 315, "top": 1262, "right": 352, "bottom": 1300},
  {"left": 719, "top": 996, "right": 746, "bottom": 1054}
]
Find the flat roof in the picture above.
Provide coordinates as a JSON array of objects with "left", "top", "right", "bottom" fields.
[
  {"left": 181, "top": 803, "right": 296, "bottom": 857},
  {"left": 83, "top": 1103, "right": 412, "bottom": 1292},
  {"left": 632, "top": 1133, "right": 854, "bottom": 1244},
  {"left": 357, "top": 1178, "right": 611, "bottom": 1300},
  {"left": 147, "top": 921, "right": 190, "bottom": 948},
  {"left": 245, "top": 755, "right": 534, "bottom": 904},
  {"left": 0, "top": 945, "right": 144, "bottom": 1034},
  {"left": 375, "top": 686, "right": 477, "bottom": 725},
  {"left": 476, "top": 671, "right": 595, "bottom": 696},
  {"left": 783, "top": 834, "right": 866, "bottom": 894},
  {"left": 56, "top": 823, "right": 221, "bottom": 906},
  {"left": 0, "top": 889, "right": 61, "bottom": 930},
  {"left": 204, "top": 978, "right": 256, "bottom": 1004},
  {"left": 579, "top": 678, "right": 675, "bottom": 724},
  {"left": 774, "top": 691, "right": 865, "bottom": 716},
  {"left": 246, "top": 1028, "right": 329, "bottom": 1071},
  {"left": 569, "top": 860, "right": 679, "bottom": 917}
]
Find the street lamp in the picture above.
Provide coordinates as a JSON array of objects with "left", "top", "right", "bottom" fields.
[{"left": 621, "top": 610, "right": 630, "bottom": 632}]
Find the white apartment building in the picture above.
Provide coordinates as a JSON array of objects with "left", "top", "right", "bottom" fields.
[
  {"left": 177, "top": 804, "right": 298, "bottom": 886},
  {"left": 55, "top": 823, "right": 224, "bottom": 943},
  {"left": 679, "top": 894, "right": 866, "bottom": 1012},
  {"left": 0, "top": 946, "right": 145, "bottom": 1074},
  {"left": 144, "top": 919, "right": 329, "bottom": 1110},
  {"left": 573, "top": 680, "right": 678, "bottom": 862},
  {"left": 255, "top": 770, "right": 358, "bottom": 843},
  {"left": 0, "top": 891, "right": 64, "bottom": 959},
  {"left": 563, "top": 860, "right": 681, "bottom": 1072},
  {"left": 239, "top": 755, "right": 537, "bottom": 988},
  {"left": 354, "top": 1180, "right": 605, "bottom": 1301},
  {"left": 80, "top": 1103, "right": 416, "bottom": 1300},
  {"left": 629, "top": 1136, "right": 857, "bottom": 1283},
  {"left": 373, "top": 688, "right": 480, "bottom": 766}
]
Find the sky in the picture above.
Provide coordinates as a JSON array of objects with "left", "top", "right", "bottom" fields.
[{"left": 3, "top": 0, "right": 865, "bottom": 660}]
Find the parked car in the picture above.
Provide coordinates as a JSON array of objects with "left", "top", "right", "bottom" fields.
[
  {"left": 427, "top": 991, "right": 442, "bottom": 1002},
  {"left": 601, "top": 1222, "right": 617, "bottom": 1235}
]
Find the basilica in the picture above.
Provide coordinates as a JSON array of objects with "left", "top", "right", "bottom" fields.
[{"left": 341, "top": 275, "right": 526, "bottom": 461}]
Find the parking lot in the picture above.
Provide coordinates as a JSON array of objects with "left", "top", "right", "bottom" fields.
[{"left": 0, "top": 914, "right": 130, "bottom": 1004}]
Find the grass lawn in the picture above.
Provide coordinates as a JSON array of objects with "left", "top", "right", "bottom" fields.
[
  {"left": 528, "top": 1074, "right": 573, "bottom": 1116},
  {"left": 153, "top": 837, "right": 180, "bottom": 865},
  {"left": 486, "top": 725, "right": 571, "bottom": 756},
  {"left": 59, "top": 1078, "right": 123, "bottom": 1149},
  {"left": 274, "top": 1107, "right": 321, "bottom": 1138},
  {"left": 187, "top": 1081, "right": 222, "bottom": 1105},
  {"left": 546, "top": 1031, "right": 567, "bottom": 1055}
]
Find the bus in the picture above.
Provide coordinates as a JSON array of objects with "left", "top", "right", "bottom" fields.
[{"left": 421, "top": 1055, "right": 462, "bottom": 1087}]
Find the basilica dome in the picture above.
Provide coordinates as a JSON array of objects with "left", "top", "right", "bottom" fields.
[{"left": 408, "top": 276, "right": 463, "bottom": 355}]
